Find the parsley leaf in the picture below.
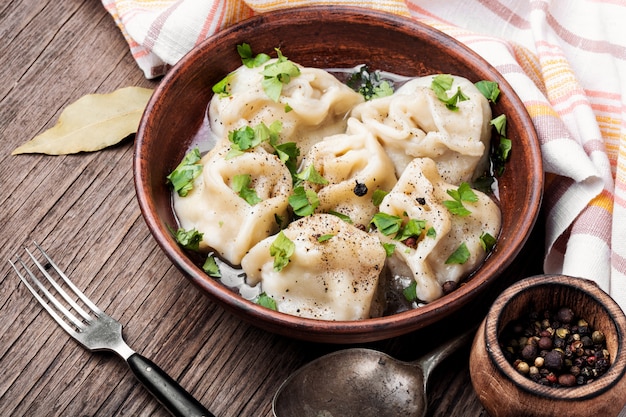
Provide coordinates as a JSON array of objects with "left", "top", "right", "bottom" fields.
[
  {"left": 317, "top": 234, "right": 334, "bottom": 242},
  {"left": 237, "top": 43, "right": 270, "bottom": 68},
  {"left": 403, "top": 281, "right": 418, "bottom": 302},
  {"left": 475, "top": 80, "right": 500, "bottom": 102},
  {"left": 431, "top": 74, "right": 469, "bottom": 111},
  {"left": 262, "top": 49, "right": 301, "bottom": 102},
  {"left": 173, "top": 227, "right": 203, "bottom": 251},
  {"left": 445, "top": 242, "right": 471, "bottom": 264},
  {"left": 382, "top": 242, "right": 396, "bottom": 257},
  {"left": 212, "top": 73, "right": 233, "bottom": 98},
  {"left": 480, "top": 232, "right": 497, "bottom": 252},
  {"left": 256, "top": 292, "right": 278, "bottom": 310},
  {"left": 372, "top": 189, "right": 388, "bottom": 206},
  {"left": 490, "top": 114, "right": 507, "bottom": 136},
  {"left": 443, "top": 182, "right": 478, "bottom": 216},
  {"left": 396, "top": 219, "right": 426, "bottom": 242},
  {"left": 327, "top": 210, "right": 353, "bottom": 224},
  {"left": 273, "top": 141, "right": 300, "bottom": 179},
  {"left": 167, "top": 148, "right": 203, "bottom": 197},
  {"left": 296, "top": 164, "right": 329, "bottom": 185},
  {"left": 202, "top": 255, "right": 221, "bottom": 278},
  {"left": 370, "top": 213, "right": 403, "bottom": 236},
  {"left": 288, "top": 186, "right": 319, "bottom": 216},
  {"left": 232, "top": 174, "right": 262, "bottom": 205},
  {"left": 347, "top": 65, "right": 395, "bottom": 100},
  {"left": 226, "top": 121, "right": 284, "bottom": 159},
  {"left": 270, "top": 231, "right": 295, "bottom": 271}
]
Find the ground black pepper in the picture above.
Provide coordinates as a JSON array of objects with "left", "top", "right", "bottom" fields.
[{"left": 499, "top": 307, "right": 610, "bottom": 387}]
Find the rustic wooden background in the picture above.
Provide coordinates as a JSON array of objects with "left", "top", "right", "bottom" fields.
[{"left": 1, "top": 1, "right": 546, "bottom": 416}]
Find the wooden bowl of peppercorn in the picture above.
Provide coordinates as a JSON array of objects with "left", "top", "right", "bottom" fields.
[{"left": 470, "top": 274, "right": 626, "bottom": 417}]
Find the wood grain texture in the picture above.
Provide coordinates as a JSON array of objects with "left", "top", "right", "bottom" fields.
[{"left": 0, "top": 1, "right": 543, "bottom": 416}]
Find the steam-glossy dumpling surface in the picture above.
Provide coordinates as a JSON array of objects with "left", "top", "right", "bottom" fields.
[
  {"left": 378, "top": 158, "right": 501, "bottom": 302},
  {"left": 173, "top": 146, "right": 293, "bottom": 265},
  {"left": 300, "top": 128, "right": 397, "bottom": 226},
  {"left": 348, "top": 75, "right": 492, "bottom": 184},
  {"left": 241, "top": 214, "right": 387, "bottom": 320},
  {"left": 208, "top": 60, "right": 364, "bottom": 158}
]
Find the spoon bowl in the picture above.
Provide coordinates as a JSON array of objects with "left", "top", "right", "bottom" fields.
[{"left": 272, "top": 329, "right": 475, "bottom": 417}]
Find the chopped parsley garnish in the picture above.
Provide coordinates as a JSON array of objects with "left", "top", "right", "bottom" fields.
[
  {"left": 256, "top": 292, "right": 277, "bottom": 310},
  {"left": 173, "top": 227, "right": 203, "bottom": 251},
  {"left": 490, "top": 114, "right": 507, "bottom": 136},
  {"left": 289, "top": 186, "right": 320, "bottom": 217},
  {"left": 327, "top": 210, "right": 353, "bottom": 224},
  {"left": 167, "top": 148, "right": 203, "bottom": 197},
  {"left": 431, "top": 74, "right": 469, "bottom": 111},
  {"left": 237, "top": 43, "right": 270, "bottom": 68},
  {"left": 317, "top": 234, "right": 334, "bottom": 242},
  {"left": 202, "top": 255, "right": 221, "bottom": 278},
  {"left": 480, "top": 232, "right": 497, "bottom": 252},
  {"left": 273, "top": 141, "right": 300, "bottom": 179},
  {"left": 403, "top": 281, "right": 418, "bottom": 302},
  {"left": 212, "top": 73, "right": 233, "bottom": 97},
  {"left": 270, "top": 231, "right": 295, "bottom": 271},
  {"left": 443, "top": 182, "right": 478, "bottom": 216},
  {"left": 489, "top": 114, "right": 512, "bottom": 176},
  {"left": 296, "top": 164, "right": 328, "bottom": 185},
  {"left": 262, "top": 49, "right": 301, "bottom": 102},
  {"left": 226, "top": 121, "right": 282, "bottom": 159},
  {"left": 395, "top": 219, "right": 426, "bottom": 242},
  {"left": 231, "top": 174, "right": 262, "bottom": 205},
  {"left": 445, "top": 242, "right": 471, "bottom": 264},
  {"left": 426, "top": 227, "right": 437, "bottom": 238},
  {"left": 475, "top": 80, "right": 500, "bottom": 103},
  {"left": 372, "top": 189, "right": 388, "bottom": 206},
  {"left": 347, "top": 65, "right": 394, "bottom": 100},
  {"left": 382, "top": 242, "right": 396, "bottom": 257},
  {"left": 370, "top": 212, "right": 403, "bottom": 236}
]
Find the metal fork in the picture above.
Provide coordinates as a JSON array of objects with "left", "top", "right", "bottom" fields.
[{"left": 9, "top": 242, "right": 215, "bottom": 417}]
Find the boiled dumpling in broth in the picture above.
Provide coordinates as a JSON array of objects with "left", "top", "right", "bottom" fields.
[
  {"left": 208, "top": 60, "right": 364, "bottom": 159},
  {"left": 172, "top": 146, "right": 293, "bottom": 265},
  {"left": 377, "top": 157, "right": 501, "bottom": 303},
  {"left": 241, "top": 214, "right": 388, "bottom": 320},
  {"left": 348, "top": 75, "right": 492, "bottom": 185},
  {"left": 300, "top": 128, "right": 397, "bottom": 227}
]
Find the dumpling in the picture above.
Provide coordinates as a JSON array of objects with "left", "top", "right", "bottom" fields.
[
  {"left": 208, "top": 59, "right": 364, "bottom": 158},
  {"left": 241, "top": 214, "right": 387, "bottom": 320},
  {"left": 300, "top": 128, "right": 397, "bottom": 227},
  {"left": 348, "top": 74, "right": 492, "bottom": 185},
  {"left": 377, "top": 158, "right": 501, "bottom": 303},
  {"left": 172, "top": 146, "right": 293, "bottom": 265}
]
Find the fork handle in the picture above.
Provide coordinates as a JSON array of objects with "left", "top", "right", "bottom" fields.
[{"left": 127, "top": 353, "right": 215, "bottom": 417}]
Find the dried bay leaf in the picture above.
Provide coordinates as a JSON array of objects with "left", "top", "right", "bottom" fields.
[{"left": 12, "top": 86, "right": 154, "bottom": 155}]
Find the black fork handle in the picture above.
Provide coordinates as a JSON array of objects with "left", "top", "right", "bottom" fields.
[{"left": 127, "top": 353, "right": 215, "bottom": 417}]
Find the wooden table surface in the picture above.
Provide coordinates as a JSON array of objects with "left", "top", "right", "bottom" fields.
[{"left": 0, "top": 1, "right": 545, "bottom": 416}]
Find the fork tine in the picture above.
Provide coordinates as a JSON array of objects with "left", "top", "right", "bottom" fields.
[
  {"left": 32, "top": 242, "right": 103, "bottom": 316},
  {"left": 9, "top": 257, "right": 83, "bottom": 336},
  {"left": 29, "top": 242, "right": 100, "bottom": 319}
]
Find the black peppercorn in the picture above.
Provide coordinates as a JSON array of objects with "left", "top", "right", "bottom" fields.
[
  {"left": 353, "top": 180, "right": 368, "bottom": 196},
  {"left": 499, "top": 306, "right": 610, "bottom": 388}
]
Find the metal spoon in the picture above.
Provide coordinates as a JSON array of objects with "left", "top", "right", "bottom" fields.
[{"left": 272, "top": 328, "right": 476, "bottom": 417}]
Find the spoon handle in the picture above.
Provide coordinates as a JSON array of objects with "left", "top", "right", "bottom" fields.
[{"left": 417, "top": 327, "right": 477, "bottom": 381}]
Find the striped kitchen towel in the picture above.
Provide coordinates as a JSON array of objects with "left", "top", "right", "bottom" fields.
[{"left": 103, "top": 0, "right": 626, "bottom": 310}]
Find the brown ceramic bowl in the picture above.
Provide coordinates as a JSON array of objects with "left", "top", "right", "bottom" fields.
[
  {"left": 134, "top": 6, "right": 543, "bottom": 343},
  {"left": 470, "top": 275, "right": 626, "bottom": 417}
]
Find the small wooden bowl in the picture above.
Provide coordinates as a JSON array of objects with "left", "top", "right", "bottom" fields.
[{"left": 470, "top": 275, "right": 626, "bottom": 417}]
